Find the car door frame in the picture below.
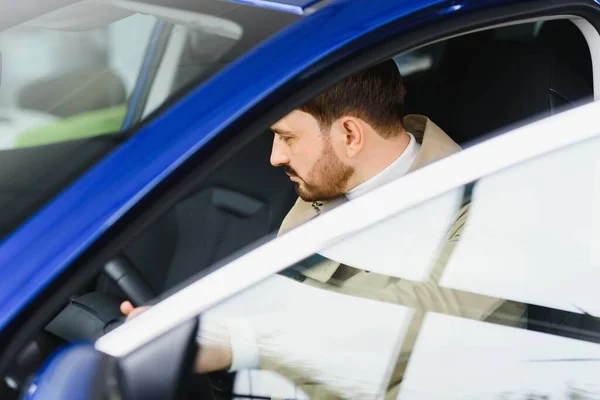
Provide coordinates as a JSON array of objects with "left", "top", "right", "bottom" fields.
[{"left": 1, "top": 0, "right": 599, "bottom": 380}]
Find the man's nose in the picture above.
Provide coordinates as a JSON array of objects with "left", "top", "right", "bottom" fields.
[{"left": 270, "top": 137, "right": 290, "bottom": 167}]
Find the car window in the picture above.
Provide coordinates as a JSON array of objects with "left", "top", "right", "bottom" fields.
[
  {"left": 91, "top": 94, "right": 600, "bottom": 398},
  {"left": 197, "top": 188, "right": 467, "bottom": 399},
  {"left": 0, "top": 1, "right": 298, "bottom": 149},
  {"left": 0, "top": 12, "right": 155, "bottom": 149},
  {"left": 401, "top": 20, "right": 593, "bottom": 146},
  {"left": 0, "top": 1, "right": 299, "bottom": 242},
  {"left": 396, "top": 22, "right": 538, "bottom": 79},
  {"left": 188, "top": 133, "right": 600, "bottom": 400},
  {"left": 441, "top": 135, "right": 600, "bottom": 314}
]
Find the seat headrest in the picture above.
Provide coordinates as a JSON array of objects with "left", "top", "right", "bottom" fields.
[{"left": 451, "top": 41, "right": 592, "bottom": 144}]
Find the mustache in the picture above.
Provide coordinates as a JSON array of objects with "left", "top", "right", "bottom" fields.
[{"left": 284, "top": 166, "right": 298, "bottom": 177}]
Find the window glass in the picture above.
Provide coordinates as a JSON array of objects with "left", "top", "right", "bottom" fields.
[
  {"left": 400, "top": 314, "right": 600, "bottom": 400},
  {"left": 319, "top": 188, "right": 463, "bottom": 281},
  {"left": 0, "top": 3, "right": 243, "bottom": 149},
  {"left": 441, "top": 134, "right": 600, "bottom": 315},
  {"left": 395, "top": 21, "right": 540, "bottom": 79},
  {"left": 203, "top": 273, "right": 415, "bottom": 399},
  {"left": 196, "top": 187, "right": 479, "bottom": 400},
  {"left": 0, "top": 12, "right": 156, "bottom": 149},
  {"left": 0, "top": 1, "right": 298, "bottom": 241},
  {"left": 401, "top": 19, "right": 592, "bottom": 148},
  {"left": 193, "top": 136, "right": 600, "bottom": 400},
  {"left": 0, "top": 1, "right": 298, "bottom": 149}
]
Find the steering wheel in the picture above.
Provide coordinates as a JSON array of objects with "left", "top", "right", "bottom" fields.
[
  {"left": 102, "top": 255, "right": 156, "bottom": 307},
  {"left": 44, "top": 255, "right": 156, "bottom": 341},
  {"left": 44, "top": 255, "right": 219, "bottom": 399},
  {"left": 103, "top": 256, "right": 224, "bottom": 399}
]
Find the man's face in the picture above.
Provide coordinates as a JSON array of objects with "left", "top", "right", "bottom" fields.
[{"left": 270, "top": 110, "right": 354, "bottom": 202}]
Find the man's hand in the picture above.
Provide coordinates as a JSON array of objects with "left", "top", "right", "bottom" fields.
[
  {"left": 194, "top": 330, "right": 233, "bottom": 373},
  {"left": 119, "top": 300, "right": 233, "bottom": 373},
  {"left": 120, "top": 300, "right": 151, "bottom": 321}
]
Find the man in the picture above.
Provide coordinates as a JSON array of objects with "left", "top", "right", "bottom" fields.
[{"left": 122, "top": 59, "right": 526, "bottom": 399}]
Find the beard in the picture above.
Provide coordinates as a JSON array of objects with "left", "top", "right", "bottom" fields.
[{"left": 286, "top": 139, "right": 354, "bottom": 203}]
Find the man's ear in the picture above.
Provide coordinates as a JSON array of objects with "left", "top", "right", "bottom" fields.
[{"left": 338, "top": 117, "right": 364, "bottom": 158}]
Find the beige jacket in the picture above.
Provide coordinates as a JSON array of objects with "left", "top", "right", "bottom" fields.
[{"left": 260, "top": 115, "right": 526, "bottom": 399}]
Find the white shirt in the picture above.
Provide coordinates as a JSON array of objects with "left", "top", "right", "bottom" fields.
[
  {"left": 346, "top": 132, "right": 420, "bottom": 200},
  {"left": 201, "top": 132, "right": 421, "bottom": 372}
]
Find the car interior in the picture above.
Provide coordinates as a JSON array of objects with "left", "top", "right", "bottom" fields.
[
  {"left": 2, "top": 18, "right": 598, "bottom": 400},
  {"left": 98, "top": 18, "right": 595, "bottom": 303}
]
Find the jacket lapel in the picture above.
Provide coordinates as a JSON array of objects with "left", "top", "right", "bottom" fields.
[
  {"left": 279, "top": 115, "right": 461, "bottom": 284},
  {"left": 404, "top": 114, "right": 461, "bottom": 172}
]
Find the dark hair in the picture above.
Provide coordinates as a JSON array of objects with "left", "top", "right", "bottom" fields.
[{"left": 299, "top": 59, "right": 406, "bottom": 139}]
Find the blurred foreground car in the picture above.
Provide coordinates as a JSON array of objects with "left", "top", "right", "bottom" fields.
[{"left": 0, "top": 0, "right": 598, "bottom": 399}]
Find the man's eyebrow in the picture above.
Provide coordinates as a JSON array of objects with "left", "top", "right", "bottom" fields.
[{"left": 271, "top": 127, "right": 294, "bottom": 135}]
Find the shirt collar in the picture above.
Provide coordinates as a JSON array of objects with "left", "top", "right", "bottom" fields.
[{"left": 345, "top": 132, "right": 420, "bottom": 200}]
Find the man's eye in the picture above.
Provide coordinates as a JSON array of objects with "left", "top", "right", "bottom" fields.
[{"left": 280, "top": 136, "right": 293, "bottom": 144}]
